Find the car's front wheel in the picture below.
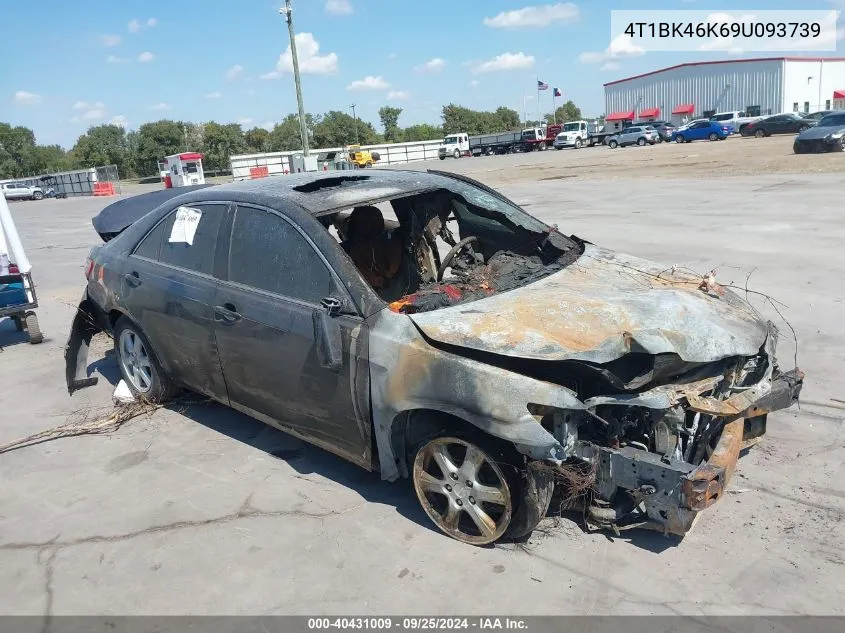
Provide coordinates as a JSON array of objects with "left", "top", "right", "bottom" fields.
[
  {"left": 32, "top": 191, "right": 43, "bottom": 200},
  {"left": 675, "top": 135, "right": 685, "bottom": 143},
  {"left": 114, "top": 317, "right": 176, "bottom": 402},
  {"left": 608, "top": 139, "right": 618, "bottom": 148},
  {"left": 412, "top": 435, "right": 553, "bottom": 545}
]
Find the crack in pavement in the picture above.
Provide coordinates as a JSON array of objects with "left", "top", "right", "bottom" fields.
[
  {"left": 0, "top": 494, "right": 365, "bottom": 553},
  {"left": 35, "top": 547, "right": 57, "bottom": 633}
]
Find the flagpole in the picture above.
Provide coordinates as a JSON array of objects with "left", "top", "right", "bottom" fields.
[
  {"left": 553, "top": 90, "right": 557, "bottom": 124},
  {"left": 536, "top": 77, "right": 540, "bottom": 126}
]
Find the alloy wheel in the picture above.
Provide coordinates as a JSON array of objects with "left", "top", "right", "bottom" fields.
[
  {"left": 119, "top": 328, "right": 153, "bottom": 393},
  {"left": 413, "top": 437, "right": 512, "bottom": 545}
]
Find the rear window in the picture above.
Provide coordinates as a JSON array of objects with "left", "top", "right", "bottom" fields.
[{"left": 135, "top": 203, "right": 226, "bottom": 275}]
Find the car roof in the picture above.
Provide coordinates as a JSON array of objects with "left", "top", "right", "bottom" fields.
[{"left": 175, "top": 170, "right": 451, "bottom": 217}]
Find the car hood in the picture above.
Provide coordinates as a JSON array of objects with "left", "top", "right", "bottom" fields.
[
  {"left": 796, "top": 125, "right": 845, "bottom": 140},
  {"left": 408, "top": 244, "right": 769, "bottom": 364}
]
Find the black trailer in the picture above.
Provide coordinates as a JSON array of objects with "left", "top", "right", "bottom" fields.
[{"left": 469, "top": 131, "right": 524, "bottom": 156}]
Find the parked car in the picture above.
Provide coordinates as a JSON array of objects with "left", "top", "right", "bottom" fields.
[
  {"left": 799, "top": 110, "right": 837, "bottom": 122},
  {"left": 709, "top": 111, "right": 762, "bottom": 135},
  {"left": 793, "top": 112, "right": 845, "bottom": 153},
  {"left": 634, "top": 120, "right": 675, "bottom": 142},
  {"left": 1, "top": 182, "right": 44, "bottom": 201},
  {"left": 606, "top": 126, "right": 660, "bottom": 148},
  {"left": 65, "top": 170, "right": 803, "bottom": 545},
  {"left": 671, "top": 120, "right": 733, "bottom": 143},
  {"left": 741, "top": 113, "right": 815, "bottom": 137}
]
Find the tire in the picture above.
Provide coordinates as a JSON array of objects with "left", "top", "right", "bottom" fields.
[
  {"left": 708, "top": 133, "right": 719, "bottom": 141},
  {"left": 574, "top": 138, "right": 582, "bottom": 149},
  {"left": 637, "top": 137, "right": 646, "bottom": 146},
  {"left": 24, "top": 311, "right": 43, "bottom": 344},
  {"left": 608, "top": 140, "right": 618, "bottom": 149},
  {"left": 798, "top": 125, "right": 808, "bottom": 133},
  {"left": 113, "top": 316, "right": 177, "bottom": 402},
  {"left": 439, "top": 156, "right": 446, "bottom": 160},
  {"left": 739, "top": 124, "right": 749, "bottom": 135},
  {"left": 453, "top": 149, "right": 460, "bottom": 159},
  {"left": 755, "top": 129, "right": 765, "bottom": 138},
  {"left": 32, "top": 191, "right": 43, "bottom": 201},
  {"left": 365, "top": 161, "right": 373, "bottom": 168},
  {"left": 411, "top": 433, "right": 552, "bottom": 545},
  {"left": 12, "top": 314, "right": 24, "bottom": 332},
  {"left": 675, "top": 135, "right": 685, "bottom": 143}
]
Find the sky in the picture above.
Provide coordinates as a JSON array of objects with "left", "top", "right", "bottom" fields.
[{"left": 2, "top": 0, "right": 844, "bottom": 148}]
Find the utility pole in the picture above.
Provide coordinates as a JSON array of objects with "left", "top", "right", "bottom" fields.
[
  {"left": 350, "top": 104, "right": 359, "bottom": 144},
  {"left": 280, "top": 0, "right": 309, "bottom": 156}
]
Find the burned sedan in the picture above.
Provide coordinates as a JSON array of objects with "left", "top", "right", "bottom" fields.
[{"left": 65, "top": 171, "right": 803, "bottom": 545}]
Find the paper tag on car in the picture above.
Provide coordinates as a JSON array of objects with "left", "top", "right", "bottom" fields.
[{"left": 168, "top": 206, "right": 202, "bottom": 245}]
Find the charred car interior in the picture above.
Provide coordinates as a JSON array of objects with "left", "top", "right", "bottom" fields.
[{"left": 68, "top": 170, "right": 803, "bottom": 545}]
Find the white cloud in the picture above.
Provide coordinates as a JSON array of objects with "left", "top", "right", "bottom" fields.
[
  {"left": 206, "top": 92, "right": 222, "bottom": 99},
  {"left": 13, "top": 91, "right": 41, "bottom": 105},
  {"left": 387, "top": 90, "right": 410, "bottom": 100},
  {"left": 109, "top": 115, "right": 128, "bottom": 127},
  {"left": 237, "top": 117, "right": 253, "bottom": 126},
  {"left": 578, "top": 34, "right": 645, "bottom": 64},
  {"left": 264, "top": 33, "right": 338, "bottom": 78},
  {"left": 469, "top": 80, "right": 480, "bottom": 88},
  {"left": 150, "top": 103, "right": 172, "bottom": 111},
  {"left": 138, "top": 51, "right": 155, "bottom": 63},
  {"left": 226, "top": 64, "right": 244, "bottom": 81},
  {"left": 415, "top": 57, "right": 446, "bottom": 73},
  {"left": 484, "top": 3, "right": 579, "bottom": 28},
  {"left": 128, "top": 19, "right": 141, "bottom": 33},
  {"left": 261, "top": 121, "right": 275, "bottom": 131},
  {"left": 325, "top": 0, "right": 353, "bottom": 15},
  {"left": 82, "top": 108, "right": 106, "bottom": 120},
  {"left": 600, "top": 62, "right": 621, "bottom": 72},
  {"left": 73, "top": 101, "right": 89, "bottom": 110},
  {"left": 101, "top": 34, "right": 121, "bottom": 47},
  {"left": 347, "top": 75, "right": 389, "bottom": 90},
  {"left": 106, "top": 54, "right": 129, "bottom": 63},
  {"left": 147, "top": 18, "right": 157, "bottom": 27},
  {"left": 469, "top": 52, "right": 534, "bottom": 74}
]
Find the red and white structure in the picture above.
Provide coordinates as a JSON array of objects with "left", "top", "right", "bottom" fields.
[
  {"left": 604, "top": 57, "right": 845, "bottom": 126},
  {"left": 163, "top": 152, "right": 205, "bottom": 188}
]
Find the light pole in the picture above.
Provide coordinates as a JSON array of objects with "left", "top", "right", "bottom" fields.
[
  {"left": 350, "top": 104, "right": 359, "bottom": 144},
  {"left": 280, "top": 0, "right": 309, "bottom": 156}
]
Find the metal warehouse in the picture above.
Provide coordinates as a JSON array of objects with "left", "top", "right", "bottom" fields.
[{"left": 604, "top": 57, "right": 845, "bottom": 126}]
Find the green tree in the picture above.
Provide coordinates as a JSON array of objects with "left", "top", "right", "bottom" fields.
[
  {"left": 135, "top": 120, "right": 186, "bottom": 176},
  {"left": 201, "top": 122, "right": 247, "bottom": 171},
  {"left": 244, "top": 127, "right": 271, "bottom": 153},
  {"left": 493, "top": 107, "right": 521, "bottom": 131},
  {"left": 69, "top": 124, "right": 130, "bottom": 175},
  {"left": 378, "top": 106, "right": 403, "bottom": 142},
  {"left": 545, "top": 100, "right": 582, "bottom": 124},
  {"left": 0, "top": 123, "right": 37, "bottom": 178},
  {"left": 442, "top": 104, "right": 522, "bottom": 136},
  {"left": 26, "top": 144, "right": 70, "bottom": 174},
  {"left": 268, "top": 114, "right": 315, "bottom": 152},
  {"left": 313, "top": 110, "right": 378, "bottom": 147},
  {"left": 402, "top": 123, "right": 443, "bottom": 142}
]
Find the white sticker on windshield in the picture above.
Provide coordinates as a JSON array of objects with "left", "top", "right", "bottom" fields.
[{"left": 168, "top": 206, "right": 203, "bottom": 246}]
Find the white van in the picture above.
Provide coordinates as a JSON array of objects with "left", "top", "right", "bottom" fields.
[{"left": 438, "top": 133, "right": 470, "bottom": 159}]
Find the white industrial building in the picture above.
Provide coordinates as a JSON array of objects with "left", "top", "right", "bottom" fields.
[{"left": 604, "top": 57, "right": 845, "bottom": 126}]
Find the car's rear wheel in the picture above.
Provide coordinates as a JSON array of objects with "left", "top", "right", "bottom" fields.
[
  {"left": 114, "top": 317, "right": 176, "bottom": 402},
  {"left": 32, "top": 191, "right": 43, "bottom": 200},
  {"left": 637, "top": 137, "right": 646, "bottom": 146},
  {"left": 708, "top": 133, "right": 719, "bottom": 141},
  {"left": 755, "top": 129, "right": 766, "bottom": 138},
  {"left": 412, "top": 435, "right": 552, "bottom": 545},
  {"left": 675, "top": 135, "right": 685, "bottom": 143}
]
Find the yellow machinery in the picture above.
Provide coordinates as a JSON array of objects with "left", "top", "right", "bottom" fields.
[{"left": 347, "top": 145, "right": 380, "bottom": 168}]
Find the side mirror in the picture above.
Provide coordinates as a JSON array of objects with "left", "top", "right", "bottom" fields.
[{"left": 313, "top": 297, "right": 344, "bottom": 370}]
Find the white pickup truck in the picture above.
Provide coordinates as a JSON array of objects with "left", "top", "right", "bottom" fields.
[
  {"left": 1, "top": 182, "right": 44, "bottom": 201},
  {"left": 710, "top": 111, "right": 763, "bottom": 135}
]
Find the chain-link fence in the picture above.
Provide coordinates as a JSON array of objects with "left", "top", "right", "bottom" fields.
[{"left": 4, "top": 165, "right": 122, "bottom": 197}]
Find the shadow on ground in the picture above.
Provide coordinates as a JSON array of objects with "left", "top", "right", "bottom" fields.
[
  {"left": 86, "top": 352, "right": 681, "bottom": 551},
  {"left": 0, "top": 318, "right": 31, "bottom": 349}
]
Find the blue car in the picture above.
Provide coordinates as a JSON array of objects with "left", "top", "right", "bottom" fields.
[{"left": 671, "top": 120, "right": 733, "bottom": 143}]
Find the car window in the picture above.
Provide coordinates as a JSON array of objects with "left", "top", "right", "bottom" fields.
[
  {"left": 155, "top": 203, "right": 226, "bottom": 275},
  {"left": 133, "top": 218, "right": 168, "bottom": 260},
  {"left": 228, "top": 205, "right": 334, "bottom": 304},
  {"left": 818, "top": 114, "right": 845, "bottom": 127}
]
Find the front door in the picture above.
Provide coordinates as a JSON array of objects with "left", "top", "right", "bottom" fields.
[
  {"left": 121, "top": 202, "right": 229, "bottom": 401},
  {"left": 213, "top": 203, "right": 371, "bottom": 467}
]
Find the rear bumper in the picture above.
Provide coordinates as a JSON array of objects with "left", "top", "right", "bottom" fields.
[
  {"left": 64, "top": 292, "right": 105, "bottom": 395},
  {"left": 578, "top": 368, "right": 804, "bottom": 536}
]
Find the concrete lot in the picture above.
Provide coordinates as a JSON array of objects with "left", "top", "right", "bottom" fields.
[{"left": 1, "top": 139, "right": 844, "bottom": 616}]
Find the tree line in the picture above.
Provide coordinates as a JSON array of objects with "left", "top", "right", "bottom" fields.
[{"left": 0, "top": 100, "right": 582, "bottom": 179}]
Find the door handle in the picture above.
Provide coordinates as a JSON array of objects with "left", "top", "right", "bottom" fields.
[
  {"left": 124, "top": 272, "right": 142, "bottom": 288},
  {"left": 214, "top": 303, "right": 242, "bottom": 324}
]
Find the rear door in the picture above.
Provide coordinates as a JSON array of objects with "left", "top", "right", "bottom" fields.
[
  {"left": 213, "top": 203, "right": 372, "bottom": 467},
  {"left": 120, "top": 202, "right": 230, "bottom": 401}
]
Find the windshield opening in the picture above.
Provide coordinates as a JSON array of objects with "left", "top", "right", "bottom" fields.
[
  {"left": 563, "top": 122, "right": 581, "bottom": 132},
  {"left": 318, "top": 178, "right": 583, "bottom": 313},
  {"left": 443, "top": 136, "right": 458, "bottom": 144}
]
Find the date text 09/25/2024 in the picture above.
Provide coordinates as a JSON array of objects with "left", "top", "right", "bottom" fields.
[{"left": 307, "top": 618, "right": 528, "bottom": 630}]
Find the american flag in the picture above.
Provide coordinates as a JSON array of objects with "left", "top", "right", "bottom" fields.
[
  {"left": 537, "top": 80, "right": 549, "bottom": 90},
  {"left": 554, "top": 87, "right": 562, "bottom": 97}
]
